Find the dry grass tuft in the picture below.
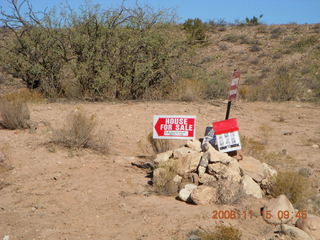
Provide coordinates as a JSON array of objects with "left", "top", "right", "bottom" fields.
[
  {"left": 271, "top": 171, "right": 312, "bottom": 208},
  {"left": 52, "top": 109, "right": 109, "bottom": 154},
  {"left": 0, "top": 88, "right": 44, "bottom": 103},
  {"left": 241, "top": 136, "right": 295, "bottom": 167},
  {"left": 198, "top": 225, "right": 242, "bottom": 240},
  {"left": 153, "top": 159, "right": 178, "bottom": 195},
  {"left": 148, "top": 132, "right": 172, "bottom": 154},
  {"left": 0, "top": 99, "right": 30, "bottom": 129}
]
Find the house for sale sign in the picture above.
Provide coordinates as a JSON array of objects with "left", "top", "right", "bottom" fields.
[
  {"left": 153, "top": 115, "right": 196, "bottom": 139},
  {"left": 213, "top": 118, "right": 241, "bottom": 153}
]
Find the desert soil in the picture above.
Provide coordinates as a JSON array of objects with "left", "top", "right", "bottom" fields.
[{"left": 0, "top": 100, "right": 320, "bottom": 240}]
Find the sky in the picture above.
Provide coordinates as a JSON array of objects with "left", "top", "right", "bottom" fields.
[{"left": 1, "top": 0, "right": 320, "bottom": 25}]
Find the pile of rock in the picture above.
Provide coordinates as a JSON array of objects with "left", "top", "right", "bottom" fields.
[
  {"left": 152, "top": 139, "right": 277, "bottom": 205},
  {"left": 262, "top": 194, "right": 320, "bottom": 240}
]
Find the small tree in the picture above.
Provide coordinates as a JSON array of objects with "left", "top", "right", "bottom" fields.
[
  {"left": 245, "top": 15, "right": 263, "bottom": 25},
  {"left": 183, "top": 18, "right": 207, "bottom": 43}
]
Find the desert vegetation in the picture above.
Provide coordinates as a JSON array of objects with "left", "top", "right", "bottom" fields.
[
  {"left": 1, "top": 1, "right": 319, "bottom": 102},
  {"left": 51, "top": 109, "right": 109, "bottom": 154}
]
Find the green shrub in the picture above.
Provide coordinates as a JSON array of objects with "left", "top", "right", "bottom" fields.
[
  {"left": 0, "top": 0, "right": 188, "bottom": 100},
  {"left": 245, "top": 15, "right": 263, "bottom": 25},
  {"left": 290, "top": 36, "right": 318, "bottom": 52},
  {"left": 183, "top": 18, "right": 207, "bottom": 43},
  {"left": 0, "top": 99, "right": 30, "bottom": 129},
  {"left": 198, "top": 225, "right": 242, "bottom": 240},
  {"left": 266, "top": 66, "right": 301, "bottom": 101},
  {"left": 271, "top": 171, "right": 312, "bottom": 208},
  {"left": 203, "top": 70, "right": 228, "bottom": 99}
]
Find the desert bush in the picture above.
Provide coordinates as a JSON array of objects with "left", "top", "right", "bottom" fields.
[
  {"left": 52, "top": 109, "right": 109, "bottom": 154},
  {"left": 153, "top": 159, "right": 178, "bottom": 195},
  {"left": 250, "top": 44, "right": 261, "bottom": 52},
  {"left": 266, "top": 66, "right": 302, "bottom": 101},
  {"left": 147, "top": 132, "right": 172, "bottom": 154},
  {"left": 271, "top": 171, "right": 312, "bottom": 208},
  {"left": 203, "top": 70, "right": 228, "bottom": 99},
  {"left": 222, "top": 34, "right": 241, "bottom": 43},
  {"left": 0, "top": 0, "right": 189, "bottom": 100},
  {"left": 198, "top": 225, "right": 242, "bottom": 240},
  {"left": 290, "top": 35, "right": 318, "bottom": 52},
  {"left": 0, "top": 99, "right": 30, "bottom": 129},
  {"left": 0, "top": 88, "right": 44, "bottom": 103},
  {"left": 183, "top": 18, "right": 207, "bottom": 43}
]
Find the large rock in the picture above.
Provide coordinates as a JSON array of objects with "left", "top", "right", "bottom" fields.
[
  {"left": 262, "top": 163, "right": 277, "bottom": 178},
  {"left": 175, "top": 151, "right": 203, "bottom": 175},
  {"left": 239, "top": 156, "right": 266, "bottom": 182},
  {"left": 296, "top": 214, "right": 320, "bottom": 240},
  {"left": 153, "top": 150, "right": 173, "bottom": 164},
  {"left": 207, "top": 158, "right": 241, "bottom": 183},
  {"left": 199, "top": 173, "right": 217, "bottom": 185},
  {"left": 242, "top": 175, "right": 263, "bottom": 198},
  {"left": 281, "top": 224, "right": 313, "bottom": 240},
  {"left": 190, "top": 185, "right": 218, "bottom": 205},
  {"left": 186, "top": 139, "right": 202, "bottom": 152},
  {"left": 173, "top": 147, "right": 196, "bottom": 159},
  {"left": 207, "top": 144, "right": 233, "bottom": 164},
  {"left": 262, "top": 195, "right": 295, "bottom": 225},
  {"left": 218, "top": 180, "right": 243, "bottom": 204},
  {"left": 178, "top": 184, "right": 197, "bottom": 202}
]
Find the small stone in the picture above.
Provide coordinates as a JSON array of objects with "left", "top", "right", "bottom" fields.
[
  {"left": 198, "top": 166, "right": 206, "bottom": 176},
  {"left": 178, "top": 184, "right": 197, "bottom": 202},
  {"left": 173, "top": 175, "right": 182, "bottom": 184},
  {"left": 312, "top": 144, "right": 319, "bottom": 149},
  {"left": 199, "top": 153, "right": 209, "bottom": 167},
  {"left": 298, "top": 168, "right": 313, "bottom": 177}
]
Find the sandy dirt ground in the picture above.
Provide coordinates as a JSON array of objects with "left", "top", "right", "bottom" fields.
[{"left": 0, "top": 101, "right": 320, "bottom": 240}]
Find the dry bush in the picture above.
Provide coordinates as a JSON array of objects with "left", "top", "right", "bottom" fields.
[
  {"left": 52, "top": 110, "right": 109, "bottom": 154},
  {"left": 0, "top": 99, "right": 30, "bottom": 129},
  {"left": 240, "top": 136, "right": 295, "bottom": 167},
  {"left": 198, "top": 225, "right": 242, "bottom": 240},
  {"left": 271, "top": 171, "right": 312, "bottom": 208},
  {"left": 0, "top": 89, "right": 44, "bottom": 103},
  {"left": 266, "top": 66, "right": 302, "bottom": 101},
  {"left": 0, "top": 144, "right": 12, "bottom": 174},
  {"left": 147, "top": 132, "right": 172, "bottom": 154},
  {"left": 153, "top": 159, "right": 178, "bottom": 195}
]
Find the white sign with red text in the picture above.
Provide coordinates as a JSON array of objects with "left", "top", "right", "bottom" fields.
[{"left": 153, "top": 115, "right": 196, "bottom": 139}]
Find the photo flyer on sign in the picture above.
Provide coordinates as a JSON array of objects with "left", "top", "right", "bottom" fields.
[
  {"left": 213, "top": 118, "right": 241, "bottom": 153},
  {"left": 153, "top": 115, "right": 196, "bottom": 140}
]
